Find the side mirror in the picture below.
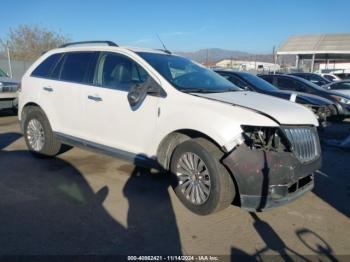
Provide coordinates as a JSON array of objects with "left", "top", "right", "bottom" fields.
[
  {"left": 127, "top": 78, "right": 164, "bottom": 107},
  {"left": 127, "top": 83, "right": 148, "bottom": 107}
]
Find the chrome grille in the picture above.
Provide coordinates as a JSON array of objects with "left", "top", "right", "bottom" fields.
[{"left": 283, "top": 127, "right": 320, "bottom": 163}]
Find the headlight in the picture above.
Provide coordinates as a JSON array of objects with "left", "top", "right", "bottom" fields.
[
  {"left": 331, "top": 95, "right": 350, "bottom": 105},
  {"left": 241, "top": 125, "right": 290, "bottom": 152}
]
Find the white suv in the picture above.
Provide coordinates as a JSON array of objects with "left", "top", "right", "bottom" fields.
[{"left": 19, "top": 41, "right": 321, "bottom": 215}]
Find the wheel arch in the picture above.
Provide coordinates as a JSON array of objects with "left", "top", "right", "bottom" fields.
[
  {"left": 20, "top": 102, "right": 46, "bottom": 131},
  {"left": 156, "top": 129, "right": 241, "bottom": 206},
  {"left": 156, "top": 129, "right": 223, "bottom": 171}
]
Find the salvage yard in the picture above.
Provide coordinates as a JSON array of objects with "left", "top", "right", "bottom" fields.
[{"left": 0, "top": 110, "right": 350, "bottom": 258}]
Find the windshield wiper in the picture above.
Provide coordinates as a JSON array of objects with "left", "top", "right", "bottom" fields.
[{"left": 181, "top": 88, "right": 237, "bottom": 93}]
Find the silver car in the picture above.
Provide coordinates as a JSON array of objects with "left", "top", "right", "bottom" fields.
[
  {"left": 0, "top": 68, "right": 19, "bottom": 111},
  {"left": 322, "top": 80, "right": 350, "bottom": 96}
]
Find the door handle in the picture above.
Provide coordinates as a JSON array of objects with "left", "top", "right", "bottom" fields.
[
  {"left": 88, "top": 95, "right": 103, "bottom": 102},
  {"left": 43, "top": 87, "right": 53, "bottom": 92}
]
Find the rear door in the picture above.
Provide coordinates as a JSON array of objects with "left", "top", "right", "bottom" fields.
[
  {"left": 50, "top": 51, "right": 97, "bottom": 138},
  {"left": 29, "top": 53, "right": 62, "bottom": 130}
]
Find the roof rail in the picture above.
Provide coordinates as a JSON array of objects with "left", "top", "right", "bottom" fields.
[
  {"left": 59, "top": 41, "right": 118, "bottom": 48},
  {"left": 156, "top": 48, "right": 172, "bottom": 55}
]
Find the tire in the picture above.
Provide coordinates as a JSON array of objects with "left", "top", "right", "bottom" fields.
[
  {"left": 170, "top": 138, "right": 235, "bottom": 215},
  {"left": 23, "top": 106, "right": 62, "bottom": 157}
]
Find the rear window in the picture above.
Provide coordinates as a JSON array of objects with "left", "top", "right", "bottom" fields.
[
  {"left": 31, "top": 53, "right": 62, "bottom": 78},
  {"left": 60, "top": 52, "right": 95, "bottom": 83}
]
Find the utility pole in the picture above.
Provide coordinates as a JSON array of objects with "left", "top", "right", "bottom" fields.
[
  {"left": 6, "top": 42, "right": 13, "bottom": 78},
  {"left": 272, "top": 45, "right": 276, "bottom": 74},
  {"left": 254, "top": 55, "right": 257, "bottom": 71},
  {"left": 206, "top": 49, "right": 209, "bottom": 66}
]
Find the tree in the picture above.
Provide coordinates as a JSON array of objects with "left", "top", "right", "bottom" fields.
[{"left": 0, "top": 25, "right": 70, "bottom": 60}]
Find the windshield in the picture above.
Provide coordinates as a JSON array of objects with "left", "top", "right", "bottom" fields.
[
  {"left": 238, "top": 72, "right": 278, "bottom": 91},
  {"left": 137, "top": 52, "right": 240, "bottom": 93},
  {"left": 0, "top": 68, "right": 7, "bottom": 77}
]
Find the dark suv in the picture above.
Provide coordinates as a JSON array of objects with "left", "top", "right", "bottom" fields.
[
  {"left": 215, "top": 70, "right": 337, "bottom": 125},
  {"left": 288, "top": 73, "right": 331, "bottom": 86},
  {"left": 259, "top": 74, "right": 350, "bottom": 119}
]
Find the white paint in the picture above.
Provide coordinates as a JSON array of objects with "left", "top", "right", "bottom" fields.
[{"left": 19, "top": 45, "right": 319, "bottom": 157}]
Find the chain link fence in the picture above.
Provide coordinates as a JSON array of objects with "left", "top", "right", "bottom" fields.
[{"left": 0, "top": 54, "right": 34, "bottom": 80}]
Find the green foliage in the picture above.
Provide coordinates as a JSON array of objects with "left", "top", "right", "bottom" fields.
[{"left": 0, "top": 25, "right": 70, "bottom": 60}]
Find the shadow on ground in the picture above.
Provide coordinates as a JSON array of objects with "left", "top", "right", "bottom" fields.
[
  {"left": 0, "top": 132, "right": 182, "bottom": 254},
  {"left": 231, "top": 213, "right": 338, "bottom": 261},
  {"left": 316, "top": 120, "right": 350, "bottom": 218},
  {"left": 0, "top": 131, "right": 343, "bottom": 258}
]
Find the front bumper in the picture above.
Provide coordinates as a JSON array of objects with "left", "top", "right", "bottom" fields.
[
  {"left": 223, "top": 144, "right": 321, "bottom": 211},
  {"left": 0, "top": 97, "right": 18, "bottom": 110}
]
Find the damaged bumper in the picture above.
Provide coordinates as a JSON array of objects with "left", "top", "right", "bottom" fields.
[{"left": 223, "top": 143, "right": 321, "bottom": 211}]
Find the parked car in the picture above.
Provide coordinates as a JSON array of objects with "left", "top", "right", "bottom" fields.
[
  {"left": 288, "top": 72, "right": 331, "bottom": 86},
  {"left": 215, "top": 70, "right": 336, "bottom": 125},
  {"left": 322, "top": 81, "right": 350, "bottom": 96},
  {"left": 334, "top": 73, "right": 350, "bottom": 80},
  {"left": 259, "top": 74, "right": 350, "bottom": 120},
  {"left": 0, "top": 67, "right": 20, "bottom": 112},
  {"left": 19, "top": 41, "right": 322, "bottom": 215},
  {"left": 320, "top": 73, "right": 342, "bottom": 82}
]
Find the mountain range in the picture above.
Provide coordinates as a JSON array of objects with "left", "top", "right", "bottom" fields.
[{"left": 175, "top": 48, "right": 294, "bottom": 65}]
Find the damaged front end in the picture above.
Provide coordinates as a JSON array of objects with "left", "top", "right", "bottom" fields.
[
  {"left": 304, "top": 104, "right": 333, "bottom": 128},
  {"left": 222, "top": 125, "right": 321, "bottom": 211}
]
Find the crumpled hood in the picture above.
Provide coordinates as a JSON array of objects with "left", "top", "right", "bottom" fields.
[{"left": 194, "top": 91, "right": 318, "bottom": 126}]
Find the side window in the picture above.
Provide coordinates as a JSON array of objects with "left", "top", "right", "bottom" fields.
[
  {"left": 278, "top": 78, "right": 306, "bottom": 92},
  {"left": 331, "top": 82, "right": 350, "bottom": 90},
  {"left": 31, "top": 53, "right": 62, "bottom": 78},
  {"left": 94, "top": 52, "right": 150, "bottom": 91},
  {"left": 60, "top": 52, "right": 95, "bottom": 83},
  {"left": 309, "top": 75, "right": 327, "bottom": 86},
  {"left": 277, "top": 78, "right": 297, "bottom": 91},
  {"left": 261, "top": 75, "right": 273, "bottom": 84},
  {"left": 227, "top": 75, "right": 249, "bottom": 90}
]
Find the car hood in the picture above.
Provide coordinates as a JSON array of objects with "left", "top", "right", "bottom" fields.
[
  {"left": 273, "top": 90, "right": 333, "bottom": 105},
  {"left": 194, "top": 91, "right": 318, "bottom": 126}
]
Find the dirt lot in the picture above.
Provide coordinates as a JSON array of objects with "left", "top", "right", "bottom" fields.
[{"left": 0, "top": 111, "right": 349, "bottom": 259}]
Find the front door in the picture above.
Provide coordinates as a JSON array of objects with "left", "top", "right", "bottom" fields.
[{"left": 83, "top": 51, "right": 159, "bottom": 156}]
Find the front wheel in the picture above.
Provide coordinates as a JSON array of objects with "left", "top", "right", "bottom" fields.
[{"left": 170, "top": 138, "right": 236, "bottom": 215}]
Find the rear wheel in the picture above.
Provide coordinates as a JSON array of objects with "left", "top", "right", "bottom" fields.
[
  {"left": 170, "top": 138, "right": 235, "bottom": 215},
  {"left": 23, "top": 106, "right": 62, "bottom": 157}
]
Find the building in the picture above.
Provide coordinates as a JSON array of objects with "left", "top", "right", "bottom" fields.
[
  {"left": 277, "top": 33, "right": 350, "bottom": 73},
  {"left": 318, "top": 61, "right": 350, "bottom": 73},
  {"left": 215, "top": 59, "right": 280, "bottom": 72}
]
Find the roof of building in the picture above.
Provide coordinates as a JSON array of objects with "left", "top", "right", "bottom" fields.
[{"left": 277, "top": 34, "right": 350, "bottom": 55}]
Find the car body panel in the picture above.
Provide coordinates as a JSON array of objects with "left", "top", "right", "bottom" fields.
[
  {"left": 19, "top": 47, "right": 310, "bottom": 156},
  {"left": 260, "top": 74, "right": 350, "bottom": 116},
  {"left": 194, "top": 91, "right": 318, "bottom": 126},
  {"left": 18, "top": 44, "right": 323, "bottom": 212},
  {"left": 322, "top": 81, "right": 350, "bottom": 96}
]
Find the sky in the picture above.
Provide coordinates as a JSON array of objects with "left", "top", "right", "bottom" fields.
[{"left": 1, "top": 0, "right": 350, "bottom": 53}]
